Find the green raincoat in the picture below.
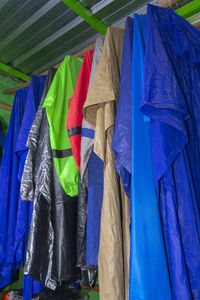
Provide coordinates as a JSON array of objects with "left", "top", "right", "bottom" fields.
[{"left": 43, "top": 56, "right": 83, "bottom": 197}]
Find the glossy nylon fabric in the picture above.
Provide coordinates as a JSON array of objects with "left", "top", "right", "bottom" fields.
[
  {"left": 66, "top": 50, "right": 94, "bottom": 172},
  {"left": 141, "top": 5, "right": 200, "bottom": 299},
  {"left": 43, "top": 56, "right": 83, "bottom": 197},
  {"left": 83, "top": 27, "right": 125, "bottom": 300},
  {"left": 129, "top": 14, "right": 172, "bottom": 300},
  {"left": 111, "top": 17, "right": 133, "bottom": 198},
  {"left": 0, "top": 89, "right": 28, "bottom": 288}
]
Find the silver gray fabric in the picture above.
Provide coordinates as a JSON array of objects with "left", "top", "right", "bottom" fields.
[
  {"left": 80, "top": 36, "right": 105, "bottom": 187},
  {"left": 20, "top": 69, "right": 56, "bottom": 203}
]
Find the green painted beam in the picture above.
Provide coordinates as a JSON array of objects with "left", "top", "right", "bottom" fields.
[
  {"left": 176, "top": 0, "right": 200, "bottom": 19},
  {"left": 61, "top": 0, "right": 107, "bottom": 35},
  {"left": 0, "top": 62, "right": 31, "bottom": 82}
]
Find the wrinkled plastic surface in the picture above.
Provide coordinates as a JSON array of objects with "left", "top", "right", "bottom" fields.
[
  {"left": 111, "top": 17, "right": 133, "bottom": 198},
  {"left": 24, "top": 70, "right": 80, "bottom": 289},
  {"left": 129, "top": 14, "right": 172, "bottom": 300},
  {"left": 22, "top": 70, "right": 57, "bottom": 290},
  {"left": 141, "top": 5, "right": 200, "bottom": 299},
  {"left": 43, "top": 56, "right": 82, "bottom": 197}
]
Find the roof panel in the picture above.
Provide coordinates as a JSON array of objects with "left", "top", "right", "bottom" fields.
[
  {"left": 0, "top": 2, "right": 77, "bottom": 63},
  {"left": 0, "top": 0, "right": 178, "bottom": 79}
]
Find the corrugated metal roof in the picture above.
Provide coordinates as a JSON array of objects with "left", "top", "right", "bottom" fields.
[{"left": 0, "top": 0, "right": 162, "bottom": 76}]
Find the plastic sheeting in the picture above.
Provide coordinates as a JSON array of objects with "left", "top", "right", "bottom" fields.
[
  {"left": 129, "top": 13, "right": 172, "bottom": 300},
  {"left": 141, "top": 4, "right": 200, "bottom": 299}
]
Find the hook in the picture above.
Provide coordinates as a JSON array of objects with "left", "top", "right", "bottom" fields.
[{"left": 168, "top": 0, "right": 172, "bottom": 7}]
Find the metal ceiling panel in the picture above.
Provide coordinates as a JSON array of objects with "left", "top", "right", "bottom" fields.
[{"left": 0, "top": 0, "right": 192, "bottom": 79}]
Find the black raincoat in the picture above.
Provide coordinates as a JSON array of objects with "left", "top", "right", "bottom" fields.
[{"left": 21, "top": 69, "right": 79, "bottom": 289}]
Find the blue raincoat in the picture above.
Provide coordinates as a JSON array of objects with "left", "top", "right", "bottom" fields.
[
  {"left": 15, "top": 76, "right": 46, "bottom": 299},
  {"left": 111, "top": 17, "right": 133, "bottom": 198},
  {"left": 129, "top": 14, "right": 172, "bottom": 300},
  {"left": 141, "top": 5, "right": 200, "bottom": 300},
  {"left": 0, "top": 88, "right": 29, "bottom": 288}
]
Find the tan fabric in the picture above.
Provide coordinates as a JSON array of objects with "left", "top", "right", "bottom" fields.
[{"left": 83, "top": 27, "right": 126, "bottom": 300}]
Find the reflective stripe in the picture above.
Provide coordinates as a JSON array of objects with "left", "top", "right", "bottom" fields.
[
  {"left": 81, "top": 128, "right": 95, "bottom": 139},
  {"left": 67, "top": 126, "right": 82, "bottom": 137},
  {"left": 52, "top": 149, "right": 73, "bottom": 158}
]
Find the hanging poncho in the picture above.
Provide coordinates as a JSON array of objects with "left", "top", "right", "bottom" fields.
[
  {"left": 141, "top": 5, "right": 200, "bottom": 299},
  {"left": 15, "top": 75, "right": 47, "bottom": 300},
  {"left": 21, "top": 69, "right": 58, "bottom": 290},
  {"left": 83, "top": 26, "right": 125, "bottom": 300},
  {"left": 129, "top": 14, "right": 172, "bottom": 300},
  {"left": 43, "top": 56, "right": 83, "bottom": 197},
  {"left": 0, "top": 88, "right": 28, "bottom": 288},
  {"left": 81, "top": 36, "right": 105, "bottom": 187},
  {"left": 111, "top": 17, "right": 133, "bottom": 300},
  {"left": 112, "top": 17, "right": 133, "bottom": 198},
  {"left": 66, "top": 50, "right": 94, "bottom": 172}
]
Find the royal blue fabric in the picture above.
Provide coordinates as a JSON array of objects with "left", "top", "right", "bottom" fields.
[
  {"left": 141, "top": 5, "right": 200, "bottom": 300},
  {"left": 111, "top": 17, "right": 133, "bottom": 198},
  {"left": 15, "top": 76, "right": 46, "bottom": 299},
  {"left": 86, "top": 151, "right": 104, "bottom": 265},
  {"left": 129, "top": 14, "right": 172, "bottom": 300},
  {"left": 81, "top": 128, "right": 95, "bottom": 139},
  {"left": 0, "top": 88, "right": 29, "bottom": 288}
]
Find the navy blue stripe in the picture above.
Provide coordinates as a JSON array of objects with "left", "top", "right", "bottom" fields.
[{"left": 81, "top": 128, "right": 95, "bottom": 139}]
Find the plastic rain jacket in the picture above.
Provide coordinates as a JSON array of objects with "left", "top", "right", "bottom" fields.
[
  {"left": 83, "top": 27, "right": 126, "bottom": 300},
  {"left": 21, "top": 69, "right": 58, "bottom": 290},
  {"left": 111, "top": 17, "right": 133, "bottom": 300},
  {"left": 66, "top": 50, "right": 94, "bottom": 173},
  {"left": 0, "top": 88, "right": 29, "bottom": 288},
  {"left": 43, "top": 56, "right": 82, "bottom": 197},
  {"left": 141, "top": 5, "right": 200, "bottom": 300},
  {"left": 112, "top": 17, "right": 133, "bottom": 199},
  {"left": 23, "top": 65, "right": 81, "bottom": 288},
  {"left": 129, "top": 14, "right": 172, "bottom": 300},
  {"left": 66, "top": 50, "right": 98, "bottom": 287},
  {"left": 81, "top": 38, "right": 105, "bottom": 268},
  {"left": 15, "top": 75, "right": 47, "bottom": 300}
]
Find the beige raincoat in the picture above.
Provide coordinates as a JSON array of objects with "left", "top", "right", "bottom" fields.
[{"left": 83, "top": 26, "right": 130, "bottom": 300}]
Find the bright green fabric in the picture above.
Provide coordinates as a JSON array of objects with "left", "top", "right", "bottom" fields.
[{"left": 43, "top": 56, "right": 83, "bottom": 197}]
